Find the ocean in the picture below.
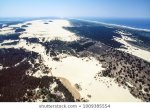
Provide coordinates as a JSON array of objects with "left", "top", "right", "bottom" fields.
[
  {"left": 1, "top": 17, "right": 150, "bottom": 30},
  {"left": 78, "top": 17, "right": 150, "bottom": 30}
]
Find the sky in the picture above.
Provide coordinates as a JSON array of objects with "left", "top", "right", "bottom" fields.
[{"left": 0, "top": 0, "right": 150, "bottom": 18}]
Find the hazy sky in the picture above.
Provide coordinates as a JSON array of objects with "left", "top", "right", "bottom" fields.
[{"left": 0, "top": 0, "right": 150, "bottom": 18}]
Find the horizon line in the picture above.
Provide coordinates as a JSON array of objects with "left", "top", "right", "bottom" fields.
[{"left": 0, "top": 16, "right": 150, "bottom": 19}]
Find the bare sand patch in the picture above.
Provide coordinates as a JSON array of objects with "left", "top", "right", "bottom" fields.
[
  {"left": 19, "top": 20, "right": 79, "bottom": 42},
  {"left": 0, "top": 20, "right": 142, "bottom": 102},
  {"left": 50, "top": 55, "right": 141, "bottom": 102},
  {"left": 0, "top": 27, "right": 15, "bottom": 35},
  {"left": 58, "top": 77, "right": 81, "bottom": 100},
  {"left": 114, "top": 31, "right": 150, "bottom": 62}
]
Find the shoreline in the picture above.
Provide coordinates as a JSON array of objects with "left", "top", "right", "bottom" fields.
[{"left": 69, "top": 18, "right": 150, "bottom": 32}]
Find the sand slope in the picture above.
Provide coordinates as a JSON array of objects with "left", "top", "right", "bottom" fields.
[
  {"left": 0, "top": 19, "right": 141, "bottom": 102},
  {"left": 114, "top": 31, "right": 150, "bottom": 62}
]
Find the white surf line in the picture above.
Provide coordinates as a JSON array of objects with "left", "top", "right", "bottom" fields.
[{"left": 68, "top": 18, "right": 150, "bottom": 32}]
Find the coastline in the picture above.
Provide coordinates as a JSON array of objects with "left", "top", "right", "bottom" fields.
[{"left": 69, "top": 18, "right": 150, "bottom": 32}]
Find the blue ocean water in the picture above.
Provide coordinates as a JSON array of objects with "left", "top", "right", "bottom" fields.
[{"left": 79, "top": 17, "right": 150, "bottom": 30}]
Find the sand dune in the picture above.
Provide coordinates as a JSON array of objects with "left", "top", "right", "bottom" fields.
[
  {"left": 114, "top": 31, "right": 150, "bottom": 62},
  {"left": 0, "top": 19, "right": 142, "bottom": 102},
  {"left": 19, "top": 20, "right": 80, "bottom": 42},
  {"left": 51, "top": 55, "right": 141, "bottom": 102}
]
